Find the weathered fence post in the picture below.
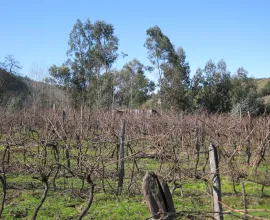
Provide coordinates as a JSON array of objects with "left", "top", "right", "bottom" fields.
[
  {"left": 80, "top": 105, "right": 83, "bottom": 139},
  {"left": 246, "top": 113, "right": 252, "bottom": 165},
  {"left": 209, "top": 143, "right": 223, "bottom": 220},
  {"left": 62, "top": 110, "right": 66, "bottom": 124},
  {"left": 65, "top": 144, "right": 71, "bottom": 169},
  {"left": 142, "top": 172, "right": 175, "bottom": 219},
  {"left": 117, "top": 119, "right": 126, "bottom": 195},
  {"left": 194, "top": 118, "right": 200, "bottom": 178}
]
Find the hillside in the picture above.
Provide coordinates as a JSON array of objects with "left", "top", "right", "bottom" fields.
[
  {"left": 257, "top": 78, "right": 270, "bottom": 105},
  {"left": 0, "top": 68, "right": 69, "bottom": 109},
  {"left": 1, "top": 69, "right": 270, "bottom": 111},
  {"left": 257, "top": 77, "right": 270, "bottom": 92},
  {"left": 0, "top": 68, "right": 30, "bottom": 108}
]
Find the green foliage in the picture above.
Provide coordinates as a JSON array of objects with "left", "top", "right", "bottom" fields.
[
  {"left": 260, "top": 80, "right": 270, "bottom": 96},
  {"left": 0, "top": 68, "right": 30, "bottom": 108},
  {"left": 230, "top": 68, "right": 263, "bottom": 116},
  {"left": 231, "top": 67, "right": 258, "bottom": 104},
  {"left": 48, "top": 18, "right": 119, "bottom": 108},
  {"left": 47, "top": 64, "right": 71, "bottom": 89},
  {"left": 192, "top": 60, "right": 232, "bottom": 113},
  {"left": 3, "top": 20, "right": 266, "bottom": 114},
  {"left": 91, "top": 70, "right": 118, "bottom": 109},
  {"left": 145, "top": 25, "right": 172, "bottom": 65},
  {"left": 231, "top": 94, "right": 265, "bottom": 116},
  {"left": 145, "top": 26, "right": 191, "bottom": 112},
  {"left": 67, "top": 19, "right": 118, "bottom": 101},
  {"left": 161, "top": 47, "right": 191, "bottom": 111},
  {"left": 145, "top": 25, "right": 175, "bottom": 85},
  {"left": 264, "top": 103, "right": 270, "bottom": 114},
  {"left": 191, "top": 61, "right": 264, "bottom": 114},
  {"left": 115, "top": 59, "right": 155, "bottom": 108}
]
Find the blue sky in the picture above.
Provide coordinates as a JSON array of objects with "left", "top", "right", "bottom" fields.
[{"left": 1, "top": 0, "right": 269, "bottom": 81}]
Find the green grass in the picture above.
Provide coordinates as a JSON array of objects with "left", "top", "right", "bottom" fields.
[
  {"left": 1, "top": 175, "right": 269, "bottom": 219},
  {"left": 0, "top": 142, "right": 270, "bottom": 219}
]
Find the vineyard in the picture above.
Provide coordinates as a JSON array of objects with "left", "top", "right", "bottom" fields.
[{"left": 0, "top": 108, "right": 269, "bottom": 219}]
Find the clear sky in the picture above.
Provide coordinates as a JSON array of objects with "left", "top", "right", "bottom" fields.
[{"left": 1, "top": 0, "right": 269, "bottom": 81}]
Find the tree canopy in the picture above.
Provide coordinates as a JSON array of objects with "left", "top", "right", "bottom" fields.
[{"left": 2, "top": 19, "right": 266, "bottom": 115}]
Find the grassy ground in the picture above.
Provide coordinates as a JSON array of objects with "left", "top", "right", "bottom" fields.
[
  {"left": 1, "top": 170, "right": 269, "bottom": 219},
  {"left": 0, "top": 138, "right": 270, "bottom": 219}
]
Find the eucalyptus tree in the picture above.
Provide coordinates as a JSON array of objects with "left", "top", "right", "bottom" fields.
[
  {"left": 89, "top": 21, "right": 119, "bottom": 109},
  {"left": 230, "top": 67, "right": 257, "bottom": 104},
  {"left": 47, "top": 64, "right": 71, "bottom": 89},
  {"left": 144, "top": 25, "right": 174, "bottom": 88},
  {"left": 98, "top": 70, "right": 116, "bottom": 109},
  {"left": 145, "top": 26, "right": 192, "bottom": 111},
  {"left": 230, "top": 67, "right": 263, "bottom": 115},
  {"left": 115, "top": 59, "right": 155, "bottom": 108},
  {"left": 192, "top": 60, "right": 232, "bottom": 113},
  {"left": 49, "top": 18, "right": 119, "bottom": 108},
  {"left": 161, "top": 47, "right": 191, "bottom": 111},
  {"left": 91, "top": 21, "right": 119, "bottom": 73}
]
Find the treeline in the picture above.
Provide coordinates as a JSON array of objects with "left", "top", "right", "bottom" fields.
[{"left": 1, "top": 18, "right": 269, "bottom": 115}]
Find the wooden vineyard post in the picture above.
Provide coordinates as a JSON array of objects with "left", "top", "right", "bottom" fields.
[
  {"left": 194, "top": 118, "right": 200, "bottom": 178},
  {"left": 209, "top": 143, "right": 223, "bottom": 220},
  {"left": 117, "top": 119, "right": 126, "bottom": 195},
  {"left": 246, "top": 113, "right": 252, "bottom": 165},
  {"left": 142, "top": 172, "right": 175, "bottom": 219},
  {"left": 62, "top": 110, "right": 66, "bottom": 124}
]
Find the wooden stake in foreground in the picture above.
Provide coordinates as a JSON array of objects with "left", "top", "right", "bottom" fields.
[
  {"left": 142, "top": 172, "right": 175, "bottom": 219},
  {"left": 209, "top": 143, "right": 223, "bottom": 220}
]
